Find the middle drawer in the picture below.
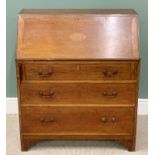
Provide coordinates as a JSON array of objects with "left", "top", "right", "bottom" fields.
[{"left": 21, "top": 83, "right": 136, "bottom": 105}]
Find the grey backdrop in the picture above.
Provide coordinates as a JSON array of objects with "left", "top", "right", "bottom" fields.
[{"left": 6, "top": 0, "right": 148, "bottom": 98}]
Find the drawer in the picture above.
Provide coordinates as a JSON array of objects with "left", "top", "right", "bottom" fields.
[
  {"left": 24, "top": 62, "right": 132, "bottom": 81},
  {"left": 21, "top": 106, "right": 134, "bottom": 134},
  {"left": 21, "top": 83, "right": 136, "bottom": 105}
]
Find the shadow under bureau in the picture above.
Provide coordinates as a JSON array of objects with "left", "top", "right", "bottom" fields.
[{"left": 16, "top": 9, "right": 140, "bottom": 151}]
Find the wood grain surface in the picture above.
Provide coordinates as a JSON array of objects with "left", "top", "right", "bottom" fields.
[{"left": 16, "top": 9, "right": 140, "bottom": 60}]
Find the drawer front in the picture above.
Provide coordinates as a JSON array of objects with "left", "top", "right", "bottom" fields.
[
  {"left": 21, "top": 107, "right": 134, "bottom": 134},
  {"left": 24, "top": 62, "right": 132, "bottom": 81},
  {"left": 21, "top": 83, "right": 136, "bottom": 105}
]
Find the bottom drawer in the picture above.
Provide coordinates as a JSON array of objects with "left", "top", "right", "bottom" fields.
[{"left": 21, "top": 106, "right": 134, "bottom": 134}]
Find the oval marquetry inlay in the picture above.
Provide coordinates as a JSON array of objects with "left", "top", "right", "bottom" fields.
[{"left": 69, "top": 32, "right": 86, "bottom": 42}]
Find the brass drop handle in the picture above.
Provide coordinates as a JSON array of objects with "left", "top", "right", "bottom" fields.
[
  {"left": 102, "top": 70, "right": 118, "bottom": 77},
  {"left": 111, "top": 116, "right": 117, "bottom": 123},
  {"left": 102, "top": 91, "right": 118, "bottom": 97},
  {"left": 101, "top": 117, "right": 107, "bottom": 123},
  {"left": 40, "top": 117, "right": 55, "bottom": 123},
  {"left": 37, "top": 68, "right": 53, "bottom": 77},
  {"left": 38, "top": 91, "right": 54, "bottom": 98}
]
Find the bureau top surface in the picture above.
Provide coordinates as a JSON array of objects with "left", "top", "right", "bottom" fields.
[
  {"left": 20, "top": 9, "right": 137, "bottom": 15},
  {"left": 16, "top": 9, "right": 140, "bottom": 60}
]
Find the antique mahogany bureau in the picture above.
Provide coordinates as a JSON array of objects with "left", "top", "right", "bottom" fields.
[{"left": 16, "top": 9, "right": 140, "bottom": 151}]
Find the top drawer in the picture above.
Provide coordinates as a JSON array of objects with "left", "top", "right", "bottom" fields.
[{"left": 23, "top": 62, "right": 132, "bottom": 81}]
